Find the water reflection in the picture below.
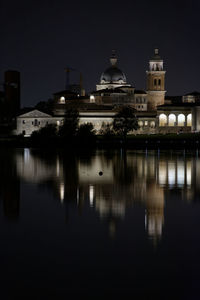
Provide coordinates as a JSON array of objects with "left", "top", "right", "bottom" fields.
[
  {"left": 0, "top": 149, "right": 20, "bottom": 220},
  {"left": 1, "top": 148, "right": 199, "bottom": 243}
]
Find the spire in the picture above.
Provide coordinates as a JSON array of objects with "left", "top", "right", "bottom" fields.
[{"left": 110, "top": 50, "right": 117, "bottom": 66}]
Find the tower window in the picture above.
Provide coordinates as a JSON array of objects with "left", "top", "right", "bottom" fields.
[
  {"left": 158, "top": 79, "right": 161, "bottom": 85},
  {"left": 154, "top": 79, "right": 157, "bottom": 86}
]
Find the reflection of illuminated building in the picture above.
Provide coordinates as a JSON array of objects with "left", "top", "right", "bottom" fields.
[
  {"left": 13, "top": 149, "right": 200, "bottom": 240},
  {"left": 145, "top": 183, "right": 164, "bottom": 243},
  {"left": 60, "top": 182, "right": 65, "bottom": 203},
  {"left": 16, "top": 148, "right": 60, "bottom": 183},
  {"left": 157, "top": 157, "right": 192, "bottom": 188}
]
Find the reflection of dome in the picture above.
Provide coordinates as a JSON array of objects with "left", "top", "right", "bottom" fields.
[
  {"left": 100, "top": 51, "right": 127, "bottom": 84},
  {"left": 100, "top": 66, "right": 126, "bottom": 83}
]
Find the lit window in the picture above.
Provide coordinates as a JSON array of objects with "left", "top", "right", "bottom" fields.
[
  {"left": 187, "top": 114, "right": 192, "bottom": 126},
  {"left": 150, "top": 121, "right": 155, "bottom": 128},
  {"left": 168, "top": 114, "right": 176, "bottom": 126},
  {"left": 145, "top": 121, "right": 148, "bottom": 126},
  {"left": 59, "top": 96, "right": 65, "bottom": 104},
  {"left": 90, "top": 95, "right": 95, "bottom": 103},
  {"left": 178, "top": 114, "right": 185, "bottom": 126},
  {"left": 57, "top": 120, "right": 60, "bottom": 126},
  {"left": 159, "top": 114, "right": 167, "bottom": 126}
]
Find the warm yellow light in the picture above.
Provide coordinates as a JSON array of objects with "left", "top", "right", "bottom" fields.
[{"left": 59, "top": 96, "right": 65, "bottom": 104}]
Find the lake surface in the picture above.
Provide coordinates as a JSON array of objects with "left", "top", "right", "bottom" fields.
[{"left": 0, "top": 148, "right": 200, "bottom": 299}]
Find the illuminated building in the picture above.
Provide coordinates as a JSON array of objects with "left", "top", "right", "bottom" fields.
[{"left": 15, "top": 49, "right": 200, "bottom": 135}]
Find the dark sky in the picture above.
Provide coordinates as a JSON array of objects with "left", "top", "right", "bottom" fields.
[{"left": 0, "top": 0, "right": 200, "bottom": 107}]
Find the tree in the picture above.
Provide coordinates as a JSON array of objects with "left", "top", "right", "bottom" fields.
[
  {"left": 31, "top": 123, "right": 57, "bottom": 139},
  {"left": 99, "top": 122, "right": 114, "bottom": 136},
  {"left": 77, "top": 123, "right": 96, "bottom": 139},
  {"left": 35, "top": 98, "right": 54, "bottom": 114},
  {"left": 58, "top": 107, "right": 79, "bottom": 137},
  {"left": 113, "top": 106, "right": 139, "bottom": 139}
]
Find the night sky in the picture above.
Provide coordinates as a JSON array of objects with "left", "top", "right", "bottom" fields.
[{"left": 0, "top": 0, "right": 200, "bottom": 107}]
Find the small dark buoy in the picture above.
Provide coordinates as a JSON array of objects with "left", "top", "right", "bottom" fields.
[{"left": 99, "top": 171, "right": 103, "bottom": 176}]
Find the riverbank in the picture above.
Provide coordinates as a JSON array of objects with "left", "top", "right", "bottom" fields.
[{"left": 0, "top": 133, "right": 200, "bottom": 149}]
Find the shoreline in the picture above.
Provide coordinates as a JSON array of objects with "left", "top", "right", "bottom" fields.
[{"left": 0, "top": 133, "right": 200, "bottom": 149}]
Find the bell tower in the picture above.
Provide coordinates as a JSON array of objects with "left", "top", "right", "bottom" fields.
[{"left": 146, "top": 48, "right": 166, "bottom": 110}]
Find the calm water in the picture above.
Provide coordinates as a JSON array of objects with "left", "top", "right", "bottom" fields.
[{"left": 0, "top": 148, "right": 200, "bottom": 299}]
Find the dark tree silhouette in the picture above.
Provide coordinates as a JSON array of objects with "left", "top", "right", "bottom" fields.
[
  {"left": 113, "top": 106, "right": 139, "bottom": 139},
  {"left": 31, "top": 123, "right": 57, "bottom": 139},
  {"left": 58, "top": 107, "right": 79, "bottom": 137}
]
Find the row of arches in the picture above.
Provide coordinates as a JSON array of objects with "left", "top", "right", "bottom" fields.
[{"left": 159, "top": 113, "right": 192, "bottom": 127}]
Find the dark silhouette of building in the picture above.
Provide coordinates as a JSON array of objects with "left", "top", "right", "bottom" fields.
[
  {"left": 4, "top": 70, "right": 20, "bottom": 120},
  {"left": 0, "top": 70, "right": 20, "bottom": 133}
]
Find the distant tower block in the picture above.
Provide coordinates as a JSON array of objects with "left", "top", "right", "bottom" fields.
[
  {"left": 4, "top": 70, "right": 20, "bottom": 119},
  {"left": 146, "top": 48, "right": 166, "bottom": 110}
]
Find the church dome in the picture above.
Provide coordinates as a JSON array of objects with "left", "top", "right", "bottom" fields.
[
  {"left": 100, "top": 51, "right": 127, "bottom": 84},
  {"left": 101, "top": 66, "right": 126, "bottom": 83}
]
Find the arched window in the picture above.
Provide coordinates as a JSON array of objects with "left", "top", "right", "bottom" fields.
[
  {"left": 154, "top": 79, "right": 157, "bottom": 86},
  {"left": 150, "top": 121, "right": 155, "bottom": 128},
  {"left": 59, "top": 96, "right": 65, "bottom": 104},
  {"left": 159, "top": 114, "right": 167, "bottom": 126},
  {"left": 138, "top": 121, "right": 143, "bottom": 127},
  {"left": 187, "top": 114, "right": 192, "bottom": 126},
  {"left": 158, "top": 79, "right": 161, "bottom": 86},
  {"left": 178, "top": 114, "right": 185, "bottom": 126},
  {"left": 168, "top": 114, "right": 176, "bottom": 126}
]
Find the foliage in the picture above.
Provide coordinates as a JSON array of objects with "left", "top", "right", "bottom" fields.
[
  {"left": 77, "top": 123, "right": 96, "bottom": 139},
  {"left": 113, "top": 106, "right": 139, "bottom": 138},
  {"left": 58, "top": 107, "right": 79, "bottom": 137},
  {"left": 35, "top": 98, "right": 54, "bottom": 114},
  {"left": 99, "top": 122, "right": 114, "bottom": 136},
  {"left": 31, "top": 123, "right": 57, "bottom": 139}
]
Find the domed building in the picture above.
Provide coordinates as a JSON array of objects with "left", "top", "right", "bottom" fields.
[
  {"left": 92, "top": 51, "right": 148, "bottom": 111},
  {"left": 96, "top": 51, "right": 131, "bottom": 91}
]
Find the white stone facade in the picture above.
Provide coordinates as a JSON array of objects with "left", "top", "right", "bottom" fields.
[{"left": 15, "top": 110, "right": 62, "bottom": 137}]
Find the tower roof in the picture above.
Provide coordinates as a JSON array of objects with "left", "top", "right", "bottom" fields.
[{"left": 150, "top": 48, "right": 163, "bottom": 61}]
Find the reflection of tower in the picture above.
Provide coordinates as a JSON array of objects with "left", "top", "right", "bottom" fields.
[
  {"left": 3, "top": 178, "right": 20, "bottom": 220},
  {"left": 90, "top": 184, "right": 126, "bottom": 238},
  {"left": 145, "top": 183, "right": 164, "bottom": 244},
  {"left": 4, "top": 70, "right": 20, "bottom": 121},
  {"left": 146, "top": 48, "right": 166, "bottom": 110}
]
